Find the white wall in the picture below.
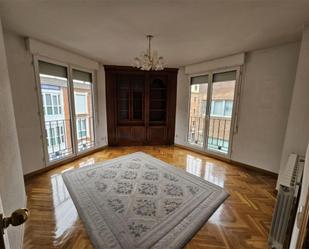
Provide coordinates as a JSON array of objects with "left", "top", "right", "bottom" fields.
[
  {"left": 175, "top": 42, "right": 300, "bottom": 173},
  {"left": 175, "top": 66, "right": 190, "bottom": 145},
  {"left": 279, "top": 25, "right": 309, "bottom": 182},
  {"left": 3, "top": 31, "right": 108, "bottom": 175},
  {"left": 0, "top": 20, "right": 26, "bottom": 249},
  {"left": 232, "top": 42, "right": 300, "bottom": 173},
  {"left": 4, "top": 31, "right": 45, "bottom": 174},
  {"left": 96, "top": 65, "right": 108, "bottom": 147},
  {"left": 279, "top": 25, "right": 309, "bottom": 247}
]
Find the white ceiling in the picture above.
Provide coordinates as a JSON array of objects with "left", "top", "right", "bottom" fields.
[{"left": 1, "top": 1, "right": 309, "bottom": 67}]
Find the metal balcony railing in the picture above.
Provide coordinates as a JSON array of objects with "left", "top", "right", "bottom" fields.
[
  {"left": 75, "top": 116, "right": 95, "bottom": 152},
  {"left": 45, "top": 116, "right": 95, "bottom": 161},
  {"left": 45, "top": 119, "right": 73, "bottom": 161},
  {"left": 188, "top": 116, "right": 231, "bottom": 153}
]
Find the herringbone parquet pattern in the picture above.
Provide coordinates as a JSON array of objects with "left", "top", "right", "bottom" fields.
[{"left": 23, "top": 146, "right": 277, "bottom": 249}]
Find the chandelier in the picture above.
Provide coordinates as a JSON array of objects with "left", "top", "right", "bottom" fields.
[{"left": 132, "top": 35, "right": 165, "bottom": 71}]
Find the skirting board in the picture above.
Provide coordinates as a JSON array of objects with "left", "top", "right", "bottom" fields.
[
  {"left": 24, "top": 145, "right": 107, "bottom": 180},
  {"left": 24, "top": 144, "right": 278, "bottom": 180},
  {"left": 174, "top": 143, "right": 278, "bottom": 177}
]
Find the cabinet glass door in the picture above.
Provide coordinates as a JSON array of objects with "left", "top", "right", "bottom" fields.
[
  {"left": 149, "top": 78, "right": 167, "bottom": 123},
  {"left": 131, "top": 76, "right": 144, "bottom": 121},
  {"left": 117, "top": 76, "right": 130, "bottom": 122},
  {"left": 116, "top": 75, "right": 145, "bottom": 123}
]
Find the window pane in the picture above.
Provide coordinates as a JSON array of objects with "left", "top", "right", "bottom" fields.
[
  {"left": 51, "top": 138, "right": 55, "bottom": 146},
  {"left": 211, "top": 100, "right": 224, "bottom": 116},
  {"left": 224, "top": 100, "right": 233, "bottom": 117},
  {"left": 74, "top": 94, "right": 87, "bottom": 114},
  {"left": 73, "top": 70, "right": 95, "bottom": 152},
  {"left": 39, "top": 61, "right": 73, "bottom": 162},
  {"left": 77, "top": 120, "right": 81, "bottom": 130},
  {"left": 82, "top": 119, "right": 86, "bottom": 130},
  {"left": 47, "top": 107, "right": 53, "bottom": 115},
  {"left": 188, "top": 75, "right": 208, "bottom": 147},
  {"left": 46, "top": 94, "right": 51, "bottom": 105},
  {"left": 52, "top": 95, "right": 57, "bottom": 105},
  {"left": 207, "top": 71, "right": 236, "bottom": 154}
]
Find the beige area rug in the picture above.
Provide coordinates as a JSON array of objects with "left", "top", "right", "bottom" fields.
[{"left": 62, "top": 152, "right": 229, "bottom": 249}]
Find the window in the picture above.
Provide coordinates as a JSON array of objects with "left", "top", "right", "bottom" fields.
[
  {"left": 77, "top": 118, "right": 87, "bottom": 138},
  {"left": 46, "top": 122, "right": 66, "bottom": 159},
  {"left": 73, "top": 69, "right": 95, "bottom": 152},
  {"left": 38, "top": 60, "right": 96, "bottom": 163},
  {"left": 224, "top": 100, "right": 233, "bottom": 117},
  {"left": 187, "top": 69, "right": 238, "bottom": 155},
  {"left": 210, "top": 100, "right": 233, "bottom": 117},
  {"left": 211, "top": 100, "right": 224, "bottom": 116},
  {"left": 74, "top": 93, "right": 87, "bottom": 114},
  {"left": 42, "top": 92, "right": 62, "bottom": 116},
  {"left": 188, "top": 75, "right": 209, "bottom": 147}
]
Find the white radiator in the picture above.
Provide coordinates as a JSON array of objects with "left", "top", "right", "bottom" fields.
[{"left": 268, "top": 154, "right": 304, "bottom": 249}]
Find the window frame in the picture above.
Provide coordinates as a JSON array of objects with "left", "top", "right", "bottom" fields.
[
  {"left": 33, "top": 55, "right": 97, "bottom": 166},
  {"left": 76, "top": 118, "right": 88, "bottom": 139},
  {"left": 42, "top": 91, "right": 63, "bottom": 116},
  {"left": 187, "top": 78, "right": 209, "bottom": 148},
  {"left": 71, "top": 65, "right": 96, "bottom": 153},
  {"left": 186, "top": 66, "right": 242, "bottom": 159}
]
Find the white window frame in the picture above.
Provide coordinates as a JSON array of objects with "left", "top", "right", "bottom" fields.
[
  {"left": 76, "top": 118, "right": 88, "bottom": 139},
  {"left": 42, "top": 91, "right": 63, "bottom": 116},
  {"left": 33, "top": 55, "right": 97, "bottom": 166},
  {"left": 186, "top": 66, "right": 242, "bottom": 159},
  {"left": 71, "top": 65, "right": 96, "bottom": 153}
]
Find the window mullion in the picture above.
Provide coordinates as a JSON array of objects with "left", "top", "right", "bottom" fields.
[{"left": 67, "top": 65, "right": 78, "bottom": 156}]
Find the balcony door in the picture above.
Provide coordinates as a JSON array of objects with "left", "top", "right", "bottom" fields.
[
  {"left": 188, "top": 74, "right": 209, "bottom": 147},
  {"left": 72, "top": 69, "right": 95, "bottom": 153},
  {"left": 188, "top": 69, "right": 239, "bottom": 156},
  {"left": 37, "top": 60, "right": 95, "bottom": 164}
]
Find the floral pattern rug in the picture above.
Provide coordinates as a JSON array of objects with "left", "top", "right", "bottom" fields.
[{"left": 62, "top": 152, "right": 229, "bottom": 249}]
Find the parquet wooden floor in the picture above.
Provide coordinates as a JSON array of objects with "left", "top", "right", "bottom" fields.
[{"left": 23, "top": 146, "right": 277, "bottom": 249}]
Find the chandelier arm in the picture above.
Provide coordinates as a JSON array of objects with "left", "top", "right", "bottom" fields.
[{"left": 133, "top": 35, "right": 164, "bottom": 71}]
